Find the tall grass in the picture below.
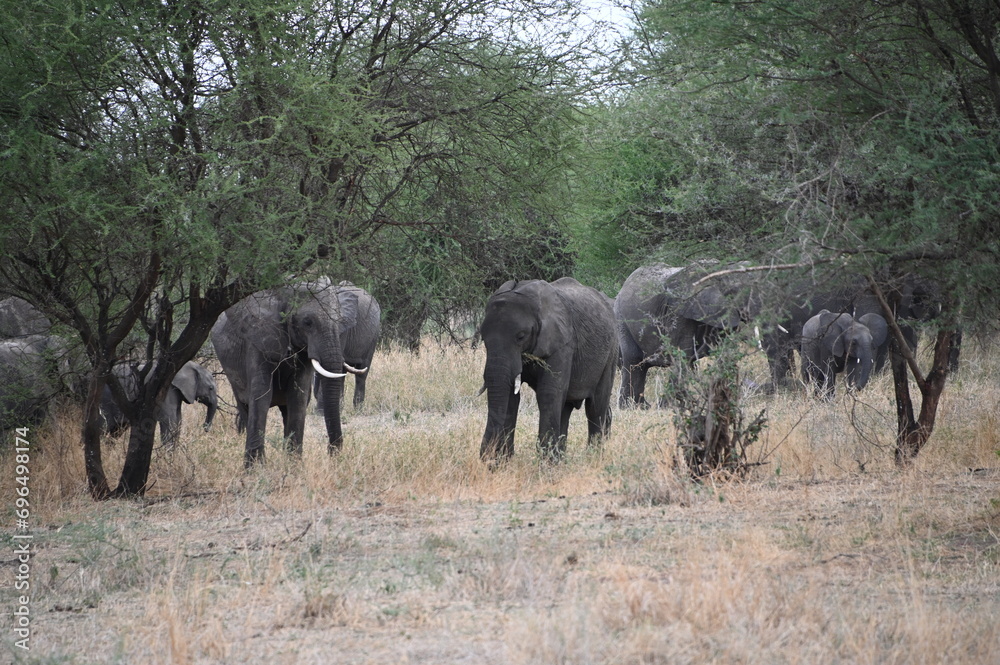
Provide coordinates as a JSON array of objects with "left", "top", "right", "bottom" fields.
[
  {"left": 3, "top": 338, "right": 998, "bottom": 664},
  {"left": 15, "top": 338, "right": 1000, "bottom": 510}
]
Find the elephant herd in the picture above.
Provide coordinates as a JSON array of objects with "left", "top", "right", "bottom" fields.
[
  {"left": 479, "top": 262, "right": 938, "bottom": 462},
  {"left": 0, "top": 298, "right": 70, "bottom": 431},
  {"left": 0, "top": 263, "right": 941, "bottom": 466},
  {"left": 0, "top": 296, "right": 221, "bottom": 446}
]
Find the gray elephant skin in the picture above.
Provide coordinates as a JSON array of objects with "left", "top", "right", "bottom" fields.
[
  {"left": 314, "top": 280, "right": 381, "bottom": 412},
  {"left": 479, "top": 277, "right": 618, "bottom": 462},
  {"left": 212, "top": 279, "right": 365, "bottom": 466},
  {"left": 100, "top": 361, "right": 218, "bottom": 447},
  {"left": 800, "top": 310, "right": 887, "bottom": 398},
  {"left": 614, "top": 262, "right": 759, "bottom": 408},
  {"left": 0, "top": 296, "right": 52, "bottom": 338},
  {"left": 761, "top": 276, "right": 929, "bottom": 391},
  {"left": 0, "top": 334, "right": 71, "bottom": 430}
]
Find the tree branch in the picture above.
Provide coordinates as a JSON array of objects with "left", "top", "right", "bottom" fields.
[{"left": 864, "top": 273, "right": 925, "bottom": 385}]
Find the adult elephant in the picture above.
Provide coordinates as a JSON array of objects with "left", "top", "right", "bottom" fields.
[
  {"left": 479, "top": 277, "right": 617, "bottom": 462},
  {"left": 314, "top": 280, "right": 381, "bottom": 412},
  {"left": 0, "top": 334, "right": 70, "bottom": 430},
  {"left": 800, "top": 310, "right": 886, "bottom": 399},
  {"left": 614, "top": 262, "right": 759, "bottom": 408},
  {"left": 760, "top": 276, "right": 923, "bottom": 391},
  {"left": 211, "top": 279, "right": 365, "bottom": 466},
  {"left": 100, "top": 361, "right": 218, "bottom": 447}
]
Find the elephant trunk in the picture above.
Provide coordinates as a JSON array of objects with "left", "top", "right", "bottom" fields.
[
  {"left": 314, "top": 332, "right": 345, "bottom": 453},
  {"left": 844, "top": 344, "right": 874, "bottom": 391},
  {"left": 201, "top": 393, "right": 218, "bottom": 432},
  {"left": 480, "top": 354, "right": 521, "bottom": 461}
]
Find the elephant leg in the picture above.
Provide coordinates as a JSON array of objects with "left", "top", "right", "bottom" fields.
[
  {"left": 157, "top": 389, "right": 183, "bottom": 449},
  {"left": 817, "top": 360, "right": 836, "bottom": 400},
  {"left": 535, "top": 383, "right": 567, "bottom": 460},
  {"left": 236, "top": 401, "right": 248, "bottom": 434},
  {"left": 282, "top": 370, "right": 312, "bottom": 455},
  {"left": 801, "top": 352, "right": 823, "bottom": 398},
  {"left": 619, "top": 361, "right": 650, "bottom": 409},
  {"left": 313, "top": 374, "right": 325, "bottom": 416},
  {"left": 245, "top": 374, "right": 273, "bottom": 467},
  {"left": 763, "top": 332, "right": 795, "bottom": 392},
  {"left": 586, "top": 368, "right": 615, "bottom": 445},
  {"left": 552, "top": 402, "right": 573, "bottom": 458},
  {"left": 617, "top": 327, "right": 650, "bottom": 408},
  {"left": 584, "top": 397, "right": 612, "bottom": 445},
  {"left": 495, "top": 391, "right": 520, "bottom": 461},
  {"left": 353, "top": 374, "right": 367, "bottom": 409}
]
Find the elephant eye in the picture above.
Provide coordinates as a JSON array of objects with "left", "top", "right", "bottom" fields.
[{"left": 515, "top": 331, "right": 527, "bottom": 342}]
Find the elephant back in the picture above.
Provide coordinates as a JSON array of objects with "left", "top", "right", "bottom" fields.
[{"left": 0, "top": 297, "right": 51, "bottom": 338}]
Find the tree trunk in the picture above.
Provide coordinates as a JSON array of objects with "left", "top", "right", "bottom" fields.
[
  {"left": 866, "top": 275, "right": 956, "bottom": 468},
  {"left": 110, "top": 308, "right": 221, "bottom": 496},
  {"left": 892, "top": 328, "right": 956, "bottom": 467},
  {"left": 82, "top": 372, "right": 110, "bottom": 500},
  {"left": 113, "top": 413, "right": 159, "bottom": 496}
]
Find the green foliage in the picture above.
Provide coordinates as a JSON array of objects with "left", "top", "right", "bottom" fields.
[
  {"left": 622, "top": 0, "right": 1000, "bottom": 323},
  {"left": 0, "top": 0, "right": 598, "bottom": 494}
]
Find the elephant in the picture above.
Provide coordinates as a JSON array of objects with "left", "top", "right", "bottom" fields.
[
  {"left": 99, "top": 361, "right": 218, "bottom": 447},
  {"left": 614, "top": 261, "right": 760, "bottom": 408},
  {"left": 479, "top": 277, "right": 618, "bottom": 462},
  {"left": 760, "top": 275, "right": 925, "bottom": 391},
  {"left": 0, "top": 296, "right": 51, "bottom": 338},
  {"left": 313, "top": 280, "right": 381, "bottom": 412},
  {"left": 0, "top": 334, "right": 70, "bottom": 430},
  {"left": 800, "top": 310, "right": 887, "bottom": 398},
  {"left": 856, "top": 312, "right": 892, "bottom": 373},
  {"left": 211, "top": 279, "right": 366, "bottom": 466}
]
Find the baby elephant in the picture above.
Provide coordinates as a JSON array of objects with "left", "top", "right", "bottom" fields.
[
  {"left": 100, "top": 361, "right": 218, "bottom": 447},
  {"left": 801, "top": 310, "right": 887, "bottom": 399}
]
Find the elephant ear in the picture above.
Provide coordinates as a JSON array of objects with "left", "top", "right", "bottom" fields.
[
  {"left": 529, "top": 281, "right": 573, "bottom": 358},
  {"left": 680, "top": 286, "right": 740, "bottom": 330},
  {"left": 335, "top": 288, "right": 360, "bottom": 335},
  {"left": 857, "top": 313, "right": 888, "bottom": 348},
  {"left": 171, "top": 363, "right": 199, "bottom": 404},
  {"left": 820, "top": 312, "right": 848, "bottom": 358}
]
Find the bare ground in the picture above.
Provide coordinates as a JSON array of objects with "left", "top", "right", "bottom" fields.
[{"left": 7, "top": 466, "right": 1000, "bottom": 664}]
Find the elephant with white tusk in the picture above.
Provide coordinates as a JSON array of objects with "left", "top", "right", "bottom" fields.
[
  {"left": 211, "top": 279, "right": 362, "bottom": 467},
  {"left": 800, "top": 310, "right": 887, "bottom": 399},
  {"left": 313, "top": 280, "right": 381, "bottom": 412},
  {"left": 479, "top": 277, "right": 618, "bottom": 463}
]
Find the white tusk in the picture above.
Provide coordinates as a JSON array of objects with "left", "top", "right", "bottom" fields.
[
  {"left": 513, "top": 374, "right": 521, "bottom": 395},
  {"left": 344, "top": 363, "right": 368, "bottom": 375},
  {"left": 311, "top": 358, "right": 348, "bottom": 379},
  {"left": 754, "top": 325, "right": 762, "bottom": 350},
  {"left": 778, "top": 324, "right": 789, "bottom": 334}
]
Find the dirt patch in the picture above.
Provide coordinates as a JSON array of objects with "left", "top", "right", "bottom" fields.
[{"left": 8, "top": 470, "right": 998, "bottom": 664}]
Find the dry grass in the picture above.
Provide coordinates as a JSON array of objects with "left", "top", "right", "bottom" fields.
[{"left": 2, "top": 339, "right": 999, "bottom": 664}]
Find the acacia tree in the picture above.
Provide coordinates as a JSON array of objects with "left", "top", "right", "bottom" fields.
[
  {"left": 607, "top": 0, "right": 1000, "bottom": 464},
  {"left": 0, "top": 0, "right": 595, "bottom": 497}
]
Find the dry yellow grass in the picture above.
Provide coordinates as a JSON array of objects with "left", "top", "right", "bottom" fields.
[{"left": 2, "top": 339, "right": 999, "bottom": 663}]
